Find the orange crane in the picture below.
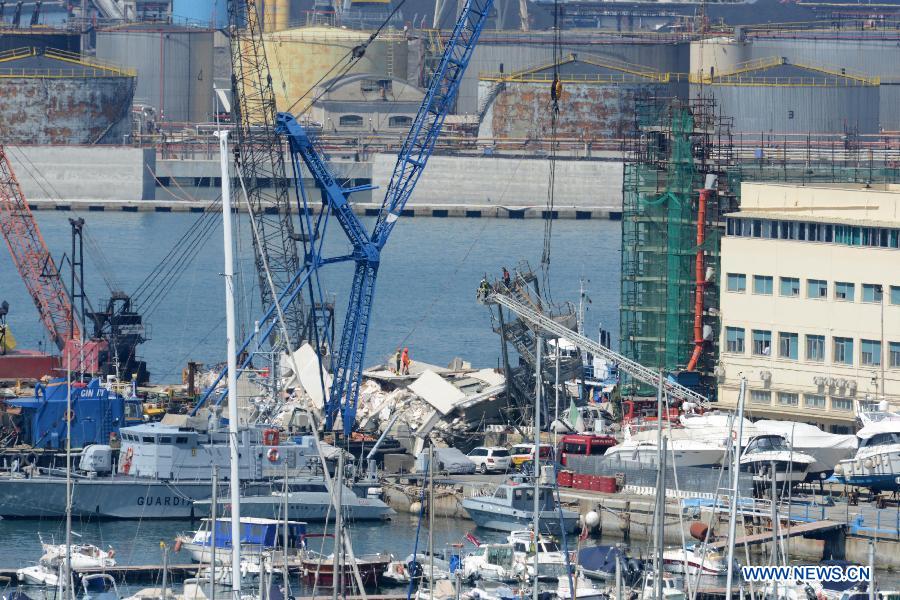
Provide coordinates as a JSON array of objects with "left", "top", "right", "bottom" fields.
[{"left": 0, "top": 145, "right": 79, "bottom": 351}]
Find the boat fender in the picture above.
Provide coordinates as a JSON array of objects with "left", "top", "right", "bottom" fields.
[
  {"left": 174, "top": 539, "right": 182, "bottom": 553},
  {"left": 267, "top": 448, "right": 280, "bottom": 463}
]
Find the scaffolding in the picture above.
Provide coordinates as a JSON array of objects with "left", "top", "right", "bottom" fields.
[{"left": 620, "top": 96, "right": 735, "bottom": 397}]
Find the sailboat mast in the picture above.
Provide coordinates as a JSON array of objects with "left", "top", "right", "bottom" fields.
[
  {"left": 217, "top": 130, "right": 242, "bottom": 596},
  {"left": 65, "top": 349, "right": 73, "bottom": 600},
  {"left": 533, "top": 330, "right": 541, "bottom": 600},
  {"left": 724, "top": 377, "right": 747, "bottom": 599}
]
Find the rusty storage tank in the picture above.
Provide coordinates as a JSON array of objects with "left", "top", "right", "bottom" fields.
[
  {"left": 259, "top": 25, "right": 410, "bottom": 113},
  {"left": 478, "top": 53, "right": 672, "bottom": 140},
  {"left": 0, "top": 47, "right": 135, "bottom": 144},
  {"left": 95, "top": 24, "right": 215, "bottom": 123},
  {"left": 689, "top": 56, "right": 880, "bottom": 134}
]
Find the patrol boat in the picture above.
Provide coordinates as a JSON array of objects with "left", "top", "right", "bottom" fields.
[
  {"left": 0, "top": 417, "right": 327, "bottom": 519},
  {"left": 461, "top": 482, "right": 579, "bottom": 535}
]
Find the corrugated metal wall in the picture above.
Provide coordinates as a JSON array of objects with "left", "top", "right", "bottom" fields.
[
  {"left": 96, "top": 28, "right": 215, "bottom": 122},
  {"left": 691, "top": 83, "right": 880, "bottom": 134},
  {"left": 0, "top": 77, "right": 134, "bottom": 144}
]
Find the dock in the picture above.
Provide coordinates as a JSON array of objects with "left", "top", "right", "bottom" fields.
[{"left": 707, "top": 520, "right": 846, "bottom": 551}]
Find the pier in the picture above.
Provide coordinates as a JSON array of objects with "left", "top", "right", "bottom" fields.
[{"left": 706, "top": 520, "right": 846, "bottom": 552}]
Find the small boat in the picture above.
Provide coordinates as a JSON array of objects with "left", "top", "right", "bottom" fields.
[
  {"left": 39, "top": 542, "right": 117, "bottom": 570},
  {"left": 604, "top": 436, "right": 725, "bottom": 469},
  {"left": 662, "top": 543, "right": 731, "bottom": 576},
  {"left": 461, "top": 543, "right": 525, "bottom": 582},
  {"left": 176, "top": 517, "right": 306, "bottom": 564},
  {"left": 382, "top": 552, "right": 451, "bottom": 584},
  {"left": 82, "top": 573, "right": 121, "bottom": 600},
  {"left": 753, "top": 420, "right": 856, "bottom": 480},
  {"left": 300, "top": 551, "right": 391, "bottom": 588},
  {"left": 507, "top": 530, "right": 569, "bottom": 580},
  {"left": 556, "top": 569, "right": 609, "bottom": 600},
  {"left": 577, "top": 545, "right": 643, "bottom": 585},
  {"left": 834, "top": 407, "right": 900, "bottom": 492},
  {"left": 462, "top": 580, "right": 528, "bottom": 600},
  {"left": 740, "top": 434, "right": 815, "bottom": 487},
  {"left": 16, "top": 564, "right": 59, "bottom": 587},
  {"left": 461, "top": 483, "right": 579, "bottom": 535}
]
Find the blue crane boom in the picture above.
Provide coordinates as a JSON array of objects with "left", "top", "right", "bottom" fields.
[{"left": 276, "top": 0, "right": 494, "bottom": 433}]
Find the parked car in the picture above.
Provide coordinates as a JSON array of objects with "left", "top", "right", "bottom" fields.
[
  {"left": 414, "top": 447, "right": 476, "bottom": 474},
  {"left": 509, "top": 443, "right": 555, "bottom": 467},
  {"left": 467, "top": 446, "right": 512, "bottom": 473}
]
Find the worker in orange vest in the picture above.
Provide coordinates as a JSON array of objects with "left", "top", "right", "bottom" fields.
[{"left": 401, "top": 347, "right": 411, "bottom": 375}]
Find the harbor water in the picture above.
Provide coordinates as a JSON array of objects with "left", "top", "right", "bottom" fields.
[{"left": 0, "top": 213, "right": 621, "bottom": 383}]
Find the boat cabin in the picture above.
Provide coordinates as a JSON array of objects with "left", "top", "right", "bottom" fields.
[
  {"left": 195, "top": 517, "right": 307, "bottom": 550},
  {"left": 742, "top": 434, "right": 792, "bottom": 455},
  {"left": 489, "top": 483, "right": 556, "bottom": 511}
]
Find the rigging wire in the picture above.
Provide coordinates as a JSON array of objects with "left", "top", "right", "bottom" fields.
[{"left": 540, "top": 0, "right": 563, "bottom": 301}]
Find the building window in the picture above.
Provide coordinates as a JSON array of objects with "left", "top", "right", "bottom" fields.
[
  {"left": 862, "top": 283, "right": 883, "bottom": 303},
  {"left": 804, "top": 394, "right": 826, "bottom": 408},
  {"left": 725, "top": 327, "right": 745, "bottom": 353},
  {"left": 834, "top": 282, "right": 855, "bottom": 301},
  {"left": 832, "top": 398, "right": 853, "bottom": 411},
  {"left": 891, "top": 286, "right": 900, "bottom": 305},
  {"left": 807, "top": 279, "right": 827, "bottom": 299},
  {"left": 861, "top": 339, "right": 882, "bottom": 366},
  {"left": 753, "top": 275, "right": 773, "bottom": 295},
  {"left": 891, "top": 342, "right": 900, "bottom": 368},
  {"left": 778, "top": 332, "right": 798, "bottom": 360},
  {"left": 778, "top": 392, "right": 799, "bottom": 406},
  {"left": 339, "top": 115, "right": 363, "bottom": 127},
  {"left": 779, "top": 277, "right": 800, "bottom": 297},
  {"left": 833, "top": 337, "right": 854, "bottom": 365},
  {"left": 726, "top": 273, "right": 746, "bottom": 292},
  {"left": 806, "top": 335, "right": 825, "bottom": 362},
  {"left": 752, "top": 330, "right": 772, "bottom": 356},
  {"left": 750, "top": 390, "right": 771, "bottom": 404},
  {"left": 830, "top": 425, "right": 851, "bottom": 434},
  {"left": 388, "top": 115, "right": 412, "bottom": 128}
]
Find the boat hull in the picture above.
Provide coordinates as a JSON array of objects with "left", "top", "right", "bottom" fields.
[
  {"left": 836, "top": 446, "right": 900, "bottom": 492},
  {"left": 463, "top": 504, "right": 578, "bottom": 535},
  {"left": 0, "top": 477, "right": 268, "bottom": 519},
  {"left": 194, "top": 496, "right": 394, "bottom": 522},
  {"left": 300, "top": 556, "right": 390, "bottom": 588}
]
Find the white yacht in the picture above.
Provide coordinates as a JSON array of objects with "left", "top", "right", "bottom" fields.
[
  {"left": 605, "top": 430, "right": 725, "bottom": 469},
  {"left": 461, "top": 543, "right": 526, "bottom": 582},
  {"left": 740, "top": 434, "right": 815, "bottom": 486},
  {"left": 662, "top": 543, "right": 731, "bottom": 576},
  {"left": 753, "top": 420, "right": 856, "bottom": 480},
  {"left": 556, "top": 569, "right": 606, "bottom": 600},
  {"left": 834, "top": 407, "right": 900, "bottom": 492}
]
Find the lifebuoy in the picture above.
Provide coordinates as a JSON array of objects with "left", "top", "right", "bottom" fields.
[
  {"left": 267, "top": 448, "right": 279, "bottom": 463},
  {"left": 64, "top": 409, "right": 75, "bottom": 422}
]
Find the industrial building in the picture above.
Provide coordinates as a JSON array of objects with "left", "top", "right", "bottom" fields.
[
  {"left": 0, "top": 47, "right": 135, "bottom": 144},
  {"left": 716, "top": 182, "right": 900, "bottom": 430},
  {"left": 619, "top": 97, "right": 736, "bottom": 396},
  {"left": 689, "top": 56, "right": 880, "bottom": 135},
  {"left": 477, "top": 53, "right": 672, "bottom": 140},
  {"left": 310, "top": 73, "right": 424, "bottom": 133},
  {"left": 95, "top": 24, "right": 214, "bottom": 123}
]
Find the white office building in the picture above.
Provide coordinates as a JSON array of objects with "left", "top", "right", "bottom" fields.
[{"left": 716, "top": 182, "right": 900, "bottom": 432}]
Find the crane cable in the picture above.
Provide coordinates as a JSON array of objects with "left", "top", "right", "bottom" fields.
[
  {"left": 540, "top": 0, "right": 563, "bottom": 299},
  {"left": 284, "top": 0, "right": 408, "bottom": 117}
]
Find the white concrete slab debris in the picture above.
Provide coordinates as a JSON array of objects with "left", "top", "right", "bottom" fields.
[
  {"left": 281, "top": 343, "right": 332, "bottom": 411},
  {"left": 409, "top": 369, "right": 466, "bottom": 416}
]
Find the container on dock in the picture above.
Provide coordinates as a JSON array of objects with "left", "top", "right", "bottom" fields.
[
  {"left": 593, "top": 475, "right": 618, "bottom": 493},
  {"left": 557, "top": 470, "right": 574, "bottom": 488}
]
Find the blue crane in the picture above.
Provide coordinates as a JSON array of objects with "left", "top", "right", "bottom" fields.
[
  {"left": 276, "top": 0, "right": 494, "bottom": 433},
  {"left": 192, "top": 0, "right": 493, "bottom": 431}
]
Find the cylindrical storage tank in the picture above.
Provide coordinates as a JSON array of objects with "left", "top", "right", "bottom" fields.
[
  {"left": 0, "top": 48, "right": 135, "bottom": 144},
  {"left": 262, "top": 26, "right": 409, "bottom": 113},
  {"left": 690, "top": 58, "right": 880, "bottom": 134},
  {"left": 458, "top": 31, "right": 688, "bottom": 114},
  {"left": 557, "top": 470, "right": 574, "bottom": 488},
  {"left": 96, "top": 26, "right": 215, "bottom": 123},
  {"left": 689, "top": 37, "right": 750, "bottom": 79},
  {"left": 173, "top": 0, "right": 227, "bottom": 27},
  {"left": 479, "top": 52, "right": 673, "bottom": 141}
]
